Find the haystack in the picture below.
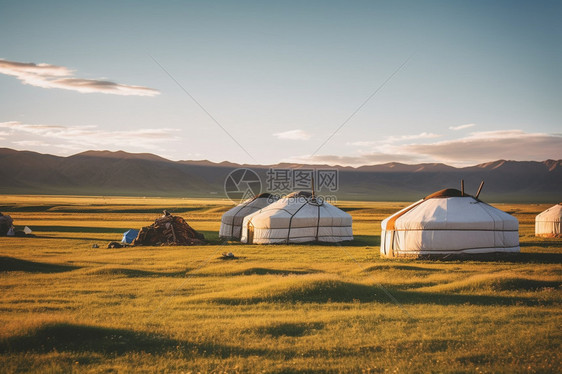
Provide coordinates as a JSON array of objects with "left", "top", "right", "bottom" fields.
[{"left": 133, "top": 212, "right": 205, "bottom": 246}]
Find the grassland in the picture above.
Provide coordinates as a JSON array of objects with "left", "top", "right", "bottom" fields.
[{"left": 0, "top": 195, "right": 560, "bottom": 373}]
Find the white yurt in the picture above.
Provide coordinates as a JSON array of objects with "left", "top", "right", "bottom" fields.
[
  {"left": 380, "top": 188, "right": 519, "bottom": 257},
  {"left": 535, "top": 203, "right": 562, "bottom": 238},
  {"left": 240, "top": 191, "right": 353, "bottom": 244},
  {"left": 220, "top": 193, "right": 278, "bottom": 240}
]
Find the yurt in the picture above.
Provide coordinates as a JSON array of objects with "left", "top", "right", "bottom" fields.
[
  {"left": 240, "top": 191, "right": 353, "bottom": 244},
  {"left": 535, "top": 203, "right": 562, "bottom": 238},
  {"left": 220, "top": 193, "right": 278, "bottom": 240},
  {"left": 380, "top": 188, "right": 519, "bottom": 257}
]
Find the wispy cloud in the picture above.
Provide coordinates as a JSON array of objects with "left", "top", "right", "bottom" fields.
[
  {"left": 1, "top": 121, "right": 179, "bottom": 151},
  {"left": 449, "top": 123, "right": 475, "bottom": 131},
  {"left": 347, "top": 132, "right": 441, "bottom": 147},
  {"left": 346, "top": 140, "right": 378, "bottom": 147},
  {"left": 0, "top": 59, "right": 159, "bottom": 96},
  {"left": 273, "top": 129, "right": 312, "bottom": 140},
  {"left": 403, "top": 130, "right": 562, "bottom": 162},
  {"left": 11, "top": 140, "right": 51, "bottom": 147},
  {"left": 384, "top": 132, "right": 441, "bottom": 143},
  {"left": 296, "top": 129, "right": 561, "bottom": 167}
]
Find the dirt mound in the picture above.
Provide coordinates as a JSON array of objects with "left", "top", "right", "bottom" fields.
[{"left": 133, "top": 212, "right": 205, "bottom": 246}]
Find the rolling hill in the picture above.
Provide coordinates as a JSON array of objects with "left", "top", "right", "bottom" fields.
[{"left": 0, "top": 148, "right": 560, "bottom": 202}]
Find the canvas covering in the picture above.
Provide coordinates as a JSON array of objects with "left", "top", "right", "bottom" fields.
[
  {"left": 240, "top": 193, "right": 353, "bottom": 244},
  {"left": 380, "top": 191, "right": 519, "bottom": 257},
  {"left": 535, "top": 203, "right": 562, "bottom": 238},
  {"left": 220, "top": 193, "right": 277, "bottom": 240}
]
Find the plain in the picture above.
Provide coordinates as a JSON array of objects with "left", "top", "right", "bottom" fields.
[{"left": 0, "top": 195, "right": 560, "bottom": 373}]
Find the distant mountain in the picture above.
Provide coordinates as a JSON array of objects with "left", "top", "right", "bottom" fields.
[{"left": 0, "top": 148, "right": 560, "bottom": 202}]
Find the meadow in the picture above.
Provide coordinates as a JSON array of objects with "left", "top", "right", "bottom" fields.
[{"left": 0, "top": 195, "right": 560, "bottom": 373}]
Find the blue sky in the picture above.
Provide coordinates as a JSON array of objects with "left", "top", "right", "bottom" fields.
[{"left": 0, "top": 0, "right": 560, "bottom": 166}]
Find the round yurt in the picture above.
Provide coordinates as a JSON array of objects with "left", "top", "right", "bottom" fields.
[
  {"left": 220, "top": 193, "right": 278, "bottom": 240},
  {"left": 240, "top": 191, "right": 353, "bottom": 244},
  {"left": 535, "top": 203, "right": 562, "bottom": 238},
  {"left": 380, "top": 188, "right": 519, "bottom": 257}
]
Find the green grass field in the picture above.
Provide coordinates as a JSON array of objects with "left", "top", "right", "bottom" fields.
[{"left": 0, "top": 195, "right": 560, "bottom": 373}]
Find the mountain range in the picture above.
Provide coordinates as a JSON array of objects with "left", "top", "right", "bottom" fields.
[{"left": 0, "top": 148, "right": 560, "bottom": 202}]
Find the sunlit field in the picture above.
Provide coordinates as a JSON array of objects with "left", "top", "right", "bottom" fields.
[{"left": 0, "top": 195, "right": 560, "bottom": 373}]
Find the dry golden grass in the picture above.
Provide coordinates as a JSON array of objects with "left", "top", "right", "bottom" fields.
[{"left": 0, "top": 196, "right": 560, "bottom": 373}]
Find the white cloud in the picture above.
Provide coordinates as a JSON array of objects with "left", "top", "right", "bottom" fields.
[
  {"left": 449, "top": 123, "right": 475, "bottom": 131},
  {"left": 0, "top": 58, "right": 159, "bottom": 96},
  {"left": 273, "top": 129, "right": 312, "bottom": 140},
  {"left": 1, "top": 121, "right": 179, "bottom": 151},
  {"left": 12, "top": 140, "right": 51, "bottom": 147},
  {"left": 346, "top": 140, "right": 378, "bottom": 147},
  {"left": 402, "top": 130, "right": 562, "bottom": 162},
  {"left": 347, "top": 132, "right": 441, "bottom": 147},
  {"left": 384, "top": 132, "right": 442, "bottom": 143}
]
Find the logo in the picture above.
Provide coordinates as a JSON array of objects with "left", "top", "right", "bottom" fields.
[{"left": 224, "top": 168, "right": 262, "bottom": 203}]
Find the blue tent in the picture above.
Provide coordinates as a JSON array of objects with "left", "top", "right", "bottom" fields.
[{"left": 122, "top": 229, "right": 139, "bottom": 244}]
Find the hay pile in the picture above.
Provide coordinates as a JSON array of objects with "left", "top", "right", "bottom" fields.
[{"left": 133, "top": 212, "right": 205, "bottom": 246}]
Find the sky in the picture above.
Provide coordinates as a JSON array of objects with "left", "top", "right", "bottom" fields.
[{"left": 0, "top": 0, "right": 560, "bottom": 166}]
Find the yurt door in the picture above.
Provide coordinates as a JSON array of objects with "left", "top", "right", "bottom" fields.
[{"left": 247, "top": 222, "right": 254, "bottom": 244}]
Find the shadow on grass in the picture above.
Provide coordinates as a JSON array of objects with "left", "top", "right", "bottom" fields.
[
  {"left": 520, "top": 240, "right": 562, "bottom": 248},
  {"left": 226, "top": 267, "right": 321, "bottom": 276},
  {"left": 0, "top": 256, "right": 80, "bottom": 273},
  {"left": 198, "top": 230, "right": 223, "bottom": 245},
  {"left": 87, "top": 267, "right": 191, "bottom": 278},
  {"left": 0, "top": 323, "right": 273, "bottom": 358},
  {"left": 0, "top": 205, "right": 56, "bottom": 212},
  {"left": 212, "top": 280, "right": 555, "bottom": 307},
  {"left": 429, "top": 252, "right": 562, "bottom": 264},
  {"left": 348, "top": 235, "right": 379, "bottom": 247},
  {"left": 41, "top": 236, "right": 118, "bottom": 241},
  {"left": 362, "top": 264, "right": 440, "bottom": 272},
  {"left": 49, "top": 207, "right": 204, "bottom": 214},
  {"left": 196, "top": 232, "right": 380, "bottom": 247},
  {"left": 30, "top": 225, "right": 129, "bottom": 234},
  {"left": 0, "top": 323, "right": 181, "bottom": 354},
  {"left": 488, "top": 278, "right": 561, "bottom": 291},
  {"left": 0, "top": 206, "right": 204, "bottom": 214},
  {"left": 87, "top": 266, "right": 319, "bottom": 278},
  {"left": 255, "top": 322, "right": 325, "bottom": 337}
]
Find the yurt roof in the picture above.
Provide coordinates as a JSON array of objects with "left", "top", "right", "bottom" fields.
[
  {"left": 424, "top": 188, "right": 475, "bottom": 199},
  {"left": 286, "top": 191, "right": 313, "bottom": 198},
  {"left": 536, "top": 203, "right": 562, "bottom": 222},
  {"left": 245, "top": 191, "right": 349, "bottom": 221},
  {"left": 221, "top": 193, "right": 277, "bottom": 219},
  {"left": 254, "top": 192, "right": 275, "bottom": 199},
  {"left": 382, "top": 188, "right": 518, "bottom": 231}
]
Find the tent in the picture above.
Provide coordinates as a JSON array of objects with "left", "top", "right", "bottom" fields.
[
  {"left": 219, "top": 193, "right": 278, "bottom": 240},
  {"left": 380, "top": 188, "right": 519, "bottom": 257},
  {"left": 240, "top": 191, "right": 353, "bottom": 244},
  {"left": 122, "top": 229, "right": 139, "bottom": 244},
  {"left": 535, "top": 203, "right": 562, "bottom": 238}
]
